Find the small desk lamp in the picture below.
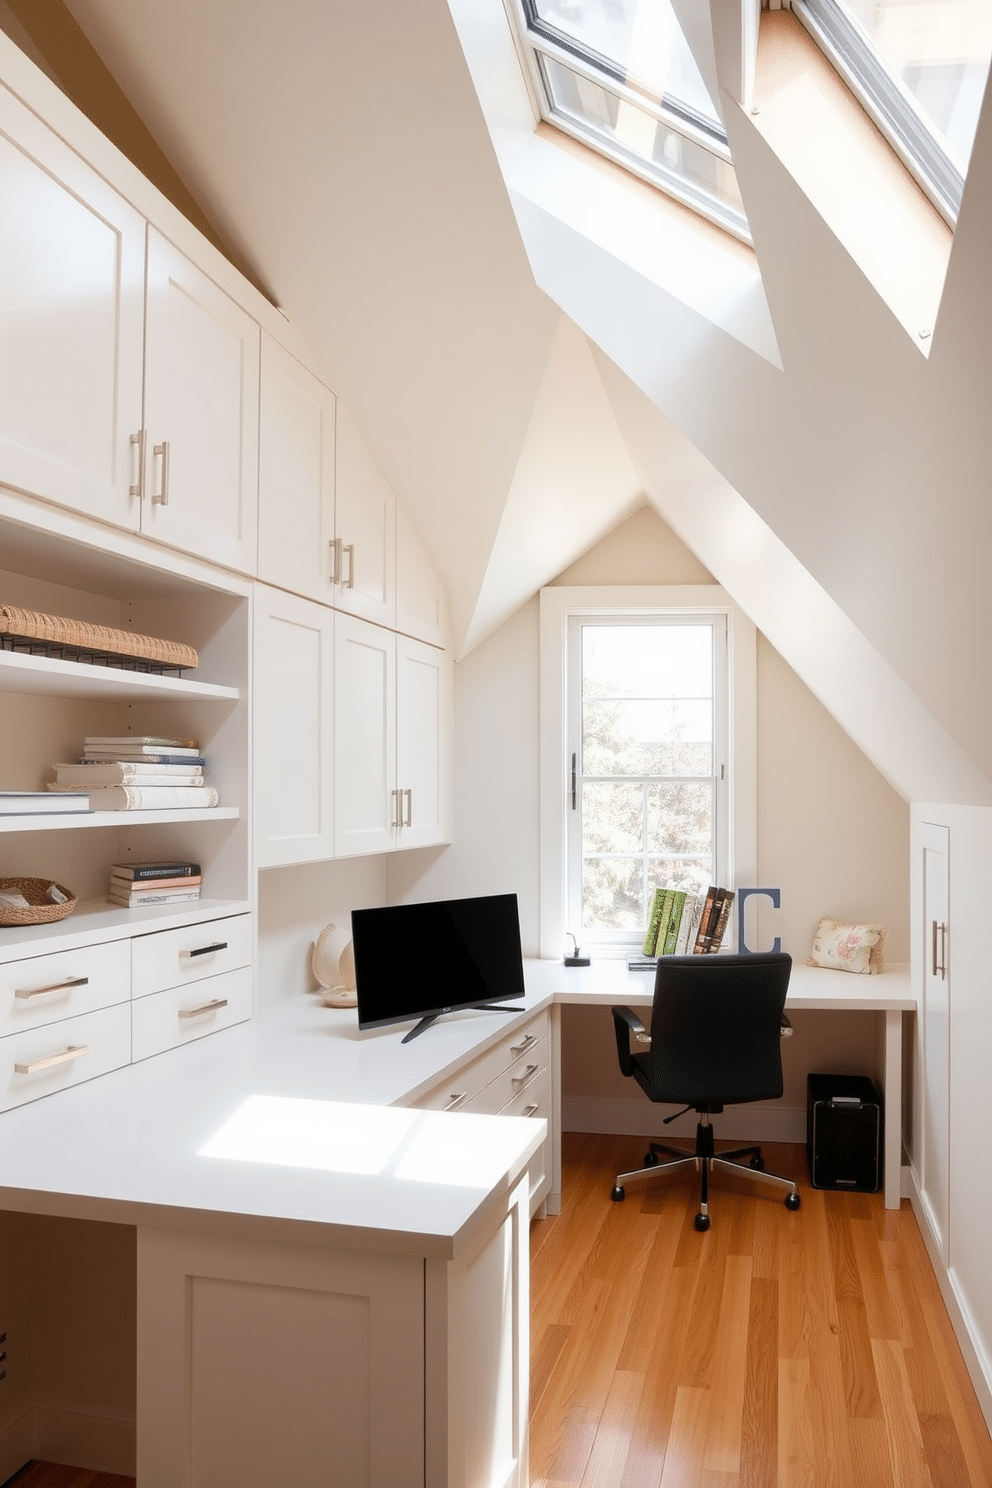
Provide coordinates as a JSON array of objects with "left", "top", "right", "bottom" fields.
[{"left": 564, "top": 932, "right": 590, "bottom": 968}]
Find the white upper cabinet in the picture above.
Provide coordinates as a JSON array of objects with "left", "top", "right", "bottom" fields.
[
  {"left": 396, "top": 633, "right": 450, "bottom": 849},
  {"left": 395, "top": 503, "right": 449, "bottom": 649},
  {"left": 333, "top": 407, "right": 396, "bottom": 627},
  {"left": 142, "top": 230, "right": 260, "bottom": 572},
  {"left": 0, "top": 85, "right": 145, "bottom": 528},
  {"left": 257, "top": 335, "right": 336, "bottom": 601}
]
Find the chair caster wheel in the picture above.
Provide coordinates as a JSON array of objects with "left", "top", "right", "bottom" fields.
[
  {"left": 694, "top": 1213, "right": 710, "bottom": 1232},
  {"left": 749, "top": 1156, "right": 765, "bottom": 1170},
  {"left": 785, "top": 1192, "right": 801, "bottom": 1211},
  {"left": 643, "top": 1151, "right": 659, "bottom": 1167},
  {"left": 611, "top": 1186, "right": 626, "bottom": 1202}
]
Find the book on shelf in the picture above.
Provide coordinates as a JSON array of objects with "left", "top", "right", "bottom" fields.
[
  {"left": 677, "top": 893, "right": 705, "bottom": 954},
  {"left": 78, "top": 752, "right": 207, "bottom": 767},
  {"left": 0, "top": 789, "right": 89, "bottom": 814},
  {"left": 52, "top": 762, "right": 204, "bottom": 786},
  {"left": 107, "top": 887, "right": 202, "bottom": 907},
  {"left": 83, "top": 736, "right": 198, "bottom": 749},
  {"left": 692, "top": 887, "right": 718, "bottom": 952},
  {"left": 693, "top": 887, "right": 736, "bottom": 953},
  {"left": 111, "top": 860, "right": 201, "bottom": 881},
  {"left": 642, "top": 888, "right": 668, "bottom": 956},
  {"left": 110, "top": 873, "right": 202, "bottom": 894},
  {"left": 86, "top": 785, "right": 219, "bottom": 811},
  {"left": 661, "top": 890, "right": 687, "bottom": 956}
]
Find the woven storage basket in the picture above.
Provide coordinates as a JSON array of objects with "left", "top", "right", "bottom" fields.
[
  {"left": 0, "top": 877, "right": 77, "bottom": 926},
  {"left": 0, "top": 603, "right": 198, "bottom": 671}
]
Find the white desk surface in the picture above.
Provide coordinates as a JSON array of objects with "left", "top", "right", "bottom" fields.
[
  {"left": 523, "top": 957, "right": 915, "bottom": 1012},
  {"left": 0, "top": 993, "right": 547, "bottom": 1258}
]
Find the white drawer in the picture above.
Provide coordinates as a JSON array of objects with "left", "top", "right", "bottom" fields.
[
  {"left": 0, "top": 939, "right": 130, "bottom": 1038},
  {"left": 131, "top": 966, "right": 252, "bottom": 1062},
  {"left": 131, "top": 914, "right": 252, "bottom": 999},
  {"left": 462, "top": 1034, "right": 547, "bottom": 1115},
  {"left": 1, "top": 1002, "right": 131, "bottom": 1113}
]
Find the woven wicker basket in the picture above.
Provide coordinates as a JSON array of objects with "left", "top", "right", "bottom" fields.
[
  {"left": 0, "top": 877, "right": 78, "bottom": 926},
  {"left": 0, "top": 603, "right": 198, "bottom": 671}
]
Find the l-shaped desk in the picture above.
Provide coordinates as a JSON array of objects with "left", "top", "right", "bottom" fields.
[{"left": 0, "top": 955, "right": 914, "bottom": 1486}]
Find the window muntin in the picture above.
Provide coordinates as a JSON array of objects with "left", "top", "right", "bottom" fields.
[
  {"left": 568, "top": 616, "right": 726, "bottom": 945},
  {"left": 793, "top": 0, "right": 992, "bottom": 222},
  {"left": 514, "top": 0, "right": 752, "bottom": 241}
]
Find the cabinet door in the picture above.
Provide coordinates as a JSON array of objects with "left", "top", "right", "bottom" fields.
[
  {"left": 334, "top": 613, "right": 396, "bottom": 856},
  {"left": 334, "top": 406, "right": 395, "bottom": 627},
  {"left": 254, "top": 585, "right": 334, "bottom": 865},
  {"left": 143, "top": 229, "right": 259, "bottom": 571},
  {"left": 396, "top": 634, "right": 449, "bottom": 849},
  {"left": 920, "top": 820, "right": 950, "bottom": 1264},
  {"left": 258, "top": 335, "right": 336, "bottom": 601},
  {"left": 396, "top": 503, "right": 448, "bottom": 647},
  {"left": 0, "top": 87, "right": 144, "bottom": 526}
]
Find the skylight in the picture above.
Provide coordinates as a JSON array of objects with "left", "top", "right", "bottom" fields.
[
  {"left": 512, "top": 0, "right": 752, "bottom": 242},
  {"left": 792, "top": 0, "right": 992, "bottom": 223}
]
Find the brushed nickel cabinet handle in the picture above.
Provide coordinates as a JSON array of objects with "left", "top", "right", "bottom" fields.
[
  {"left": 152, "top": 439, "right": 170, "bottom": 504},
  {"left": 129, "top": 429, "right": 146, "bottom": 498},
  {"left": 512, "top": 1063, "right": 539, "bottom": 1085},
  {"left": 442, "top": 1092, "right": 467, "bottom": 1111},
  {"left": 329, "top": 536, "right": 343, "bottom": 584},
  {"left": 522, "top": 1103, "right": 539, "bottom": 1117},
  {"left": 403, "top": 788, "right": 412, "bottom": 827},
  {"left": 343, "top": 543, "right": 355, "bottom": 589},
  {"left": 178, "top": 997, "right": 229, "bottom": 1021},
  {"left": 15, "top": 1044, "right": 88, "bottom": 1076},
  {"left": 510, "top": 1034, "right": 536, "bottom": 1057},
  {"left": 932, "top": 919, "right": 947, "bottom": 979},
  {"left": 15, "top": 975, "right": 89, "bottom": 1000},
  {"left": 391, "top": 788, "right": 402, "bottom": 828}
]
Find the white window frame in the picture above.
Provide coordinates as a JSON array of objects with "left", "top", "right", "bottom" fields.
[{"left": 539, "top": 585, "right": 756, "bottom": 960}]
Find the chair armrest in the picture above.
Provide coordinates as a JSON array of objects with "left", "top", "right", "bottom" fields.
[
  {"left": 612, "top": 1005, "right": 650, "bottom": 1077},
  {"left": 780, "top": 1014, "right": 793, "bottom": 1038}
]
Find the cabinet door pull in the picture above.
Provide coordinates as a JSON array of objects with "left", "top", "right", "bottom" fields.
[
  {"left": 129, "top": 429, "right": 147, "bottom": 499},
  {"left": 179, "top": 997, "right": 229, "bottom": 1021},
  {"left": 512, "top": 1063, "right": 539, "bottom": 1085},
  {"left": 522, "top": 1103, "right": 540, "bottom": 1117},
  {"left": 403, "top": 788, "right": 413, "bottom": 827},
  {"left": 343, "top": 543, "right": 355, "bottom": 590},
  {"left": 931, "top": 919, "right": 948, "bottom": 979},
  {"left": 391, "top": 788, "right": 402, "bottom": 828},
  {"left": 329, "top": 536, "right": 343, "bottom": 585},
  {"left": 152, "top": 439, "right": 170, "bottom": 504},
  {"left": 510, "top": 1034, "right": 536, "bottom": 1057},
  {"left": 442, "top": 1092, "right": 468, "bottom": 1111},
  {"left": 15, "top": 1044, "right": 88, "bottom": 1076},
  {"left": 15, "top": 975, "right": 89, "bottom": 1000},
  {"left": 182, "top": 941, "right": 228, "bottom": 960}
]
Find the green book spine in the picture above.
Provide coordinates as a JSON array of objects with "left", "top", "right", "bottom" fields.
[
  {"left": 643, "top": 889, "right": 665, "bottom": 955},
  {"left": 651, "top": 891, "right": 675, "bottom": 958},
  {"left": 661, "top": 891, "right": 687, "bottom": 955}
]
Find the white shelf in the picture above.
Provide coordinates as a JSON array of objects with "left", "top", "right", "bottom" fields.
[
  {"left": 0, "top": 649, "right": 238, "bottom": 702},
  {"left": 0, "top": 807, "right": 240, "bottom": 833},
  {"left": 0, "top": 896, "right": 252, "bottom": 958}
]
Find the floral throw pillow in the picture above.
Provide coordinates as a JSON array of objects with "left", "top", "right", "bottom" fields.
[{"left": 806, "top": 917, "right": 887, "bottom": 975}]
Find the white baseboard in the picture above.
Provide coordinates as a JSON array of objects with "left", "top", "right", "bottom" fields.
[
  {"left": 0, "top": 1401, "right": 135, "bottom": 1480},
  {"left": 907, "top": 1168, "right": 992, "bottom": 1437},
  {"left": 561, "top": 1097, "right": 807, "bottom": 1144}
]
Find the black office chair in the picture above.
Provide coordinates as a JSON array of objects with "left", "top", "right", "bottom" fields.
[{"left": 610, "top": 951, "right": 801, "bottom": 1231}]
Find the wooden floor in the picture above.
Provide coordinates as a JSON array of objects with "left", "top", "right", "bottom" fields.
[
  {"left": 13, "top": 1135, "right": 992, "bottom": 1488},
  {"left": 529, "top": 1133, "right": 992, "bottom": 1488}
]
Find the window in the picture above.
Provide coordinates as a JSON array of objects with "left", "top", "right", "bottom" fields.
[
  {"left": 510, "top": 0, "right": 752, "bottom": 241},
  {"left": 792, "top": 0, "right": 992, "bottom": 223},
  {"left": 540, "top": 587, "right": 756, "bottom": 960},
  {"left": 567, "top": 615, "right": 726, "bottom": 947}
]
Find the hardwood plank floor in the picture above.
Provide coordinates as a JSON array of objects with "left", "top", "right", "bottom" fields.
[
  {"left": 12, "top": 1134, "right": 992, "bottom": 1487},
  {"left": 529, "top": 1133, "right": 992, "bottom": 1488}
]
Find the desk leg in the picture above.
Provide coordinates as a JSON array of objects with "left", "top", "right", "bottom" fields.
[{"left": 883, "top": 1009, "right": 903, "bottom": 1210}]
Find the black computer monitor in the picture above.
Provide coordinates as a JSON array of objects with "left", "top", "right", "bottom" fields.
[{"left": 351, "top": 892, "right": 526, "bottom": 1043}]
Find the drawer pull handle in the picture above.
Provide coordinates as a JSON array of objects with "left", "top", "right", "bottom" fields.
[
  {"left": 179, "top": 997, "right": 229, "bottom": 1021},
  {"left": 512, "top": 1063, "right": 539, "bottom": 1085},
  {"left": 510, "top": 1034, "right": 536, "bottom": 1056},
  {"left": 15, "top": 1044, "right": 89, "bottom": 1076},
  {"left": 182, "top": 942, "right": 228, "bottom": 960},
  {"left": 522, "top": 1103, "right": 539, "bottom": 1117},
  {"left": 152, "top": 439, "right": 170, "bottom": 504},
  {"left": 442, "top": 1092, "right": 468, "bottom": 1111},
  {"left": 15, "top": 975, "right": 89, "bottom": 1000}
]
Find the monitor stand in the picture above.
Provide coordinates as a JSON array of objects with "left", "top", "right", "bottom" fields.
[{"left": 401, "top": 1003, "right": 522, "bottom": 1044}]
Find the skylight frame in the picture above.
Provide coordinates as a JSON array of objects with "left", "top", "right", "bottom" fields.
[
  {"left": 508, "top": 0, "right": 753, "bottom": 244},
  {"left": 790, "top": 0, "right": 969, "bottom": 225}
]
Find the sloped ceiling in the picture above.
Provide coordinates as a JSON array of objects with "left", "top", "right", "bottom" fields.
[{"left": 44, "top": 0, "right": 992, "bottom": 801}]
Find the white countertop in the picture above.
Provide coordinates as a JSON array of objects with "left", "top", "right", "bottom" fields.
[{"left": 0, "top": 992, "right": 549, "bottom": 1258}]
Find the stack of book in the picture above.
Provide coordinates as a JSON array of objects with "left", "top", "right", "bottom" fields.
[
  {"left": 641, "top": 885, "right": 736, "bottom": 959},
  {"left": 48, "top": 737, "right": 219, "bottom": 811},
  {"left": 107, "top": 860, "right": 202, "bottom": 908}
]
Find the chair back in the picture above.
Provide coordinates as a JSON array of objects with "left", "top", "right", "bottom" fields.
[{"left": 645, "top": 951, "right": 792, "bottom": 1107}]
